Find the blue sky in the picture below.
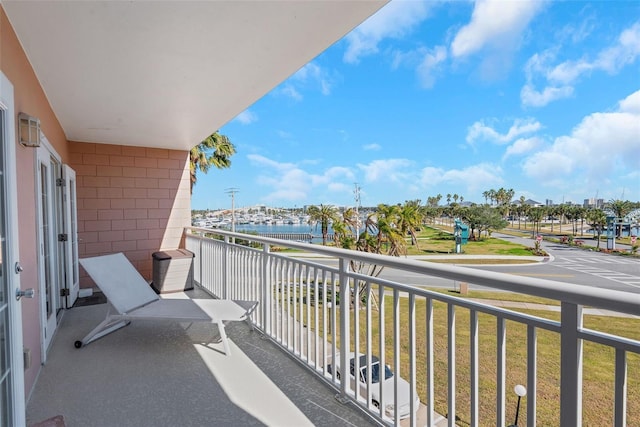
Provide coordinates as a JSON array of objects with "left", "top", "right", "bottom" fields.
[{"left": 192, "top": 0, "right": 640, "bottom": 211}]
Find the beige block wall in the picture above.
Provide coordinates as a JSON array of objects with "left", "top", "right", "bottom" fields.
[{"left": 70, "top": 141, "right": 191, "bottom": 284}]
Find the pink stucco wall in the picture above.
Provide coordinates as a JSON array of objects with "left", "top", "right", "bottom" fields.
[
  {"left": 1, "top": 7, "right": 69, "bottom": 396},
  {"left": 1, "top": 5, "right": 192, "bottom": 400}
]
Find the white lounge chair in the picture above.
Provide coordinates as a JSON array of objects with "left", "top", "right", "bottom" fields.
[{"left": 76, "top": 252, "right": 258, "bottom": 355}]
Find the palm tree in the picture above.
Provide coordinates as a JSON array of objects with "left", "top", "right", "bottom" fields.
[
  {"left": 518, "top": 196, "right": 526, "bottom": 229},
  {"left": 586, "top": 208, "right": 607, "bottom": 250},
  {"left": 307, "top": 204, "right": 338, "bottom": 245},
  {"left": 190, "top": 132, "right": 236, "bottom": 193},
  {"left": 528, "top": 207, "right": 546, "bottom": 238},
  {"left": 608, "top": 199, "right": 632, "bottom": 237},
  {"left": 556, "top": 204, "right": 566, "bottom": 233},
  {"left": 332, "top": 207, "right": 358, "bottom": 248},
  {"left": 358, "top": 204, "right": 406, "bottom": 256},
  {"left": 397, "top": 200, "right": 424, "bottom": 248}
]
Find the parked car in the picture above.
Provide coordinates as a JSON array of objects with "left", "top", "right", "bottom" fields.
[{"left": 327, "top": 353, "right": 419, "bottom": 419}]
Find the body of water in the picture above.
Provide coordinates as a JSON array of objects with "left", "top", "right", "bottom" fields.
[{"left": 235, "top": 223, "right": 337, "bottom": 244}]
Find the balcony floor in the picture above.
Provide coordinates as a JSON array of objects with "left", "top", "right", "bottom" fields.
[{"left": 26, "top": 288, "right": 379, "bottom": 427}]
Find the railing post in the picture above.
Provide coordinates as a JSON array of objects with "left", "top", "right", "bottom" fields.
[
  {"left": 527, "top": 325, "right": 537, "bottom": 427},
  {"left": 338, "top": 258, "right": 350, "bottom": 398},
  {"left": 262, "top": 243, "right": 271, "bottom": 335},
  {"left": 614, "top": 349, "right": 627, "bottom": 427},
  {"left": 560, "top": 302, "right": 583, "bottom": 427},
  {"left": 222, "top": 235, "right": 229, "bottom": 299},
  {"left": 447, "top": 304, "right": 456, "bottom": 427},
  {"left": 198, "top": 237, "right": 202, "bottom": 286},
  {"left": 470, "top": 310, "right": 479, "bottom": 426},
  {"left": 497, "top": 317, "right": 506, "bottom": 427}
]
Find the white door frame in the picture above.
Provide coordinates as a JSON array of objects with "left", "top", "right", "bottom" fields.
[
  {"left": 0, "top": 72, "right": 26, "bottom": 426},
  {"left": 62, "top": 165, "right": 79, "bottom": 308},
  {"left": 35, "top": 138, "right": 64, "bottom": 358}
]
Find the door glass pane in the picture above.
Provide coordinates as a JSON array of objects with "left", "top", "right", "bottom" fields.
[
  {"left": 0, "top": 111, "right": 11, "bottom": 425},
  {"left": 0, "top": 372, "right": 8, "bottom": 427},
  {"left": 41, "top": 163, "right": 53, "bottom": 321},
  {"left": 51, "top": 158, "right": 62, "bottom": 315},
  {"left": 70, "top": 182, "right": 78, "bottom": 286}
]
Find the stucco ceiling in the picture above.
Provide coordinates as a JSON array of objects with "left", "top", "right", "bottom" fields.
[{"left": 4, "top": 1, "right": 386, "bottom": 150}]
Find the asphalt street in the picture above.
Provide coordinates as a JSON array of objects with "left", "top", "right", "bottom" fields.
[
  {"left": 380, "top": 233, "right": 640, "bottom": 294},
  {"left": 292, "top": 233, "right": 640, "bottom": 294}
]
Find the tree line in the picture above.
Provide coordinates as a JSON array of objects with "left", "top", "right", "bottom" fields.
[{"left": 307, "top": 193, "right": 638, "bottom": 254}]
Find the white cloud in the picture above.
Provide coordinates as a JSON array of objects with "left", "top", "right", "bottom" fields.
[
  {"left": 363, "top": 143, "right": 381, "bottom": 151},
  {"left": 357, "top": 159, "right": 413, "bottom": 183},
  {"left": 520, "top": 83, "right": 574, "bottom": 108},
  {"left": 343, "top": 0, "right": 432, "bottom": 64},
  {"left": 419, "top": 163, "right": 504, "bottom": 195},
  {"left": 293, "top": 62, "right": 336, "bottom": 96},
  {"left": 502, "top": 136, "right": 544, "bottom": 160},
  {"left": 417, "top": 45, "right": 447, "bottom": 88},
  {"left": 450, "top": 0, "right": 544, "bottom": 58},
  {"left": 279, "top": 84, "right": 302, "bottom": 101},
  {"left": 619, "top": 89, "right": 640, "bottom": 114},
  {"left": 466, "top": 118, "right": 542, "bottom": 145},
  {"left": 276, "top": 61, "right": 339, "bottom": 101},
  {"left": 594, "top": 22, "right": 640, "bottom": 73},
  {"left": 247, "top": 154, "right": 355, "bottom": 203},
  {"left": 234, "top": 109, "right": 257, "bottom": 125},
  {"left": 276, "top": 130, "right": 292, "bottom": 139},
  {"left": 522, "top": 21, "right": 640, "bottom": 107},
  {"left": 522, "top": 89, "right": 640, "bottom": 186},
  {"left": 557, "top": 13, "right": 596, "bottom": 44}
]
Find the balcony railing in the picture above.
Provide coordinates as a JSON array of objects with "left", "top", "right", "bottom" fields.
[{"left": 185, "top": 227, "right": 640, "bottom": 427}]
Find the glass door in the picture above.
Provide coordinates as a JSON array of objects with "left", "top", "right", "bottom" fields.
[
  {"left": 36, "top": 144, "right": 62, "bottom": 354},
  {"left": 62, "top": 165, "right": 79, "bottom": 308},
  {"left": 0, "top": 108, "right": 12, "bottom": 427},
  {"left": 0, "top": 73, "right": 26, "bottom": 426}
]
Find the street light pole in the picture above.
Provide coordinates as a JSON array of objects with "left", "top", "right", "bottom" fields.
[
  {"left": 225, "top": 187, "right": 239, "bottom": 233},
  {"left": 354, "top": 183, "right": 361, "bottom": 238}
]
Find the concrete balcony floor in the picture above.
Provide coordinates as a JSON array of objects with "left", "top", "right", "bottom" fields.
[{"left": 26, "top": 288, "right": 378, "bottom": 427}]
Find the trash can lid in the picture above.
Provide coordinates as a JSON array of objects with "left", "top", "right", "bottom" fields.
[{"left": 152, "top": 249, "right": 194, "bottom": 260}]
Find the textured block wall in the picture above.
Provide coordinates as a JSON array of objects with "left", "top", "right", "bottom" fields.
[{"left": 69, "top": 141, "right": 191, "bottom": 284}]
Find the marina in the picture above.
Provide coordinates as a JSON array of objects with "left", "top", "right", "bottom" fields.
[{"left": 192, "top": 212, "right": 337, "bottom": 243}]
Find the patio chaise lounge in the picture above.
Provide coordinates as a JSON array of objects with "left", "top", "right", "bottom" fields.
[{"left": 76, "top": 252, "right": 258, "bottom": 355}]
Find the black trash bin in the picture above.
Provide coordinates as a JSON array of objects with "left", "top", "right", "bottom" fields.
[{"left": 151, "top": 249, "right": 194, "bottom": 293}]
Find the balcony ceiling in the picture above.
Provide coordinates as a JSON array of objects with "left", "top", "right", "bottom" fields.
[{"left": 4, "top": 1, "right": 386, "bottom": 150}]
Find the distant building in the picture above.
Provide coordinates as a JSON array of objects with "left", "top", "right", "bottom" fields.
[
  {"left": 524, "top": 199, "right": 543, "bottom": 207},
  {"left": 583, "top": 198, "right": 604, "bottom": 209},
  {"left": 545, "top": 199, "right": 553, "bottom": 206}
]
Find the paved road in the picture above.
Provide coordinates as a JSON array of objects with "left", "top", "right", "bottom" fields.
[
  {"left": 475, "top": 233, "right": 640, "bottom": 293},
  {"left": 293, "top": 233, "right": 640, "bottom": 294}
]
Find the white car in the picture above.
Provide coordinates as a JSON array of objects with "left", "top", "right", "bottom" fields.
[{"left": 328, "top": 353, "right": 419, "bottom": 419}]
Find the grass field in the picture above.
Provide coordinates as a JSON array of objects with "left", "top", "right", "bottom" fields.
[
  {"left": 267, "top": 224, "right": 638, "bottom": 424},
  {"left": 405, "top": 226, "right": 537, "bottom": 256},
  {"left": 297, "top": 289, "right": 638, "bottom": 426},
  {"left": 345, "top": 294, "right": 640, "bottom": 426}
]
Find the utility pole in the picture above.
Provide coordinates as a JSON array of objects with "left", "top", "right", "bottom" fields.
[
  {"left": 354, "top": 183, "right": 361, "bottom": 238},
  {"left": 225, "top": 188, "right": 239, "bottom": 233}
]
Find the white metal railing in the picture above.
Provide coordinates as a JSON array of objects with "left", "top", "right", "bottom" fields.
[{"left": 185, "top": 227, "right": 640, "bottom": 427}]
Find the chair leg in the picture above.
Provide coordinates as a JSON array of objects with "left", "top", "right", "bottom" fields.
[
  {"left": 217, "top": 319, "right": 231, "bottom": 355},
  {"left": 76, "top": 313, "right": 131, "bottom": 348}
]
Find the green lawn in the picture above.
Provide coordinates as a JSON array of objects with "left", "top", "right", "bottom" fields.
[
  {"left": 295, "top": 288, "right": 638, "bottom": 426},
  {"left": 350, "top": 295, "right": 639, "bottom": 427},
  {"left": 406, "top": 226, "right": 537, "bottom": 256}
]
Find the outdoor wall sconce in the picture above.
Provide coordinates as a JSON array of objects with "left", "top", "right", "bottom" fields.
[{"left": 18, "top": 112, "right": 41, "bottom": 147}]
